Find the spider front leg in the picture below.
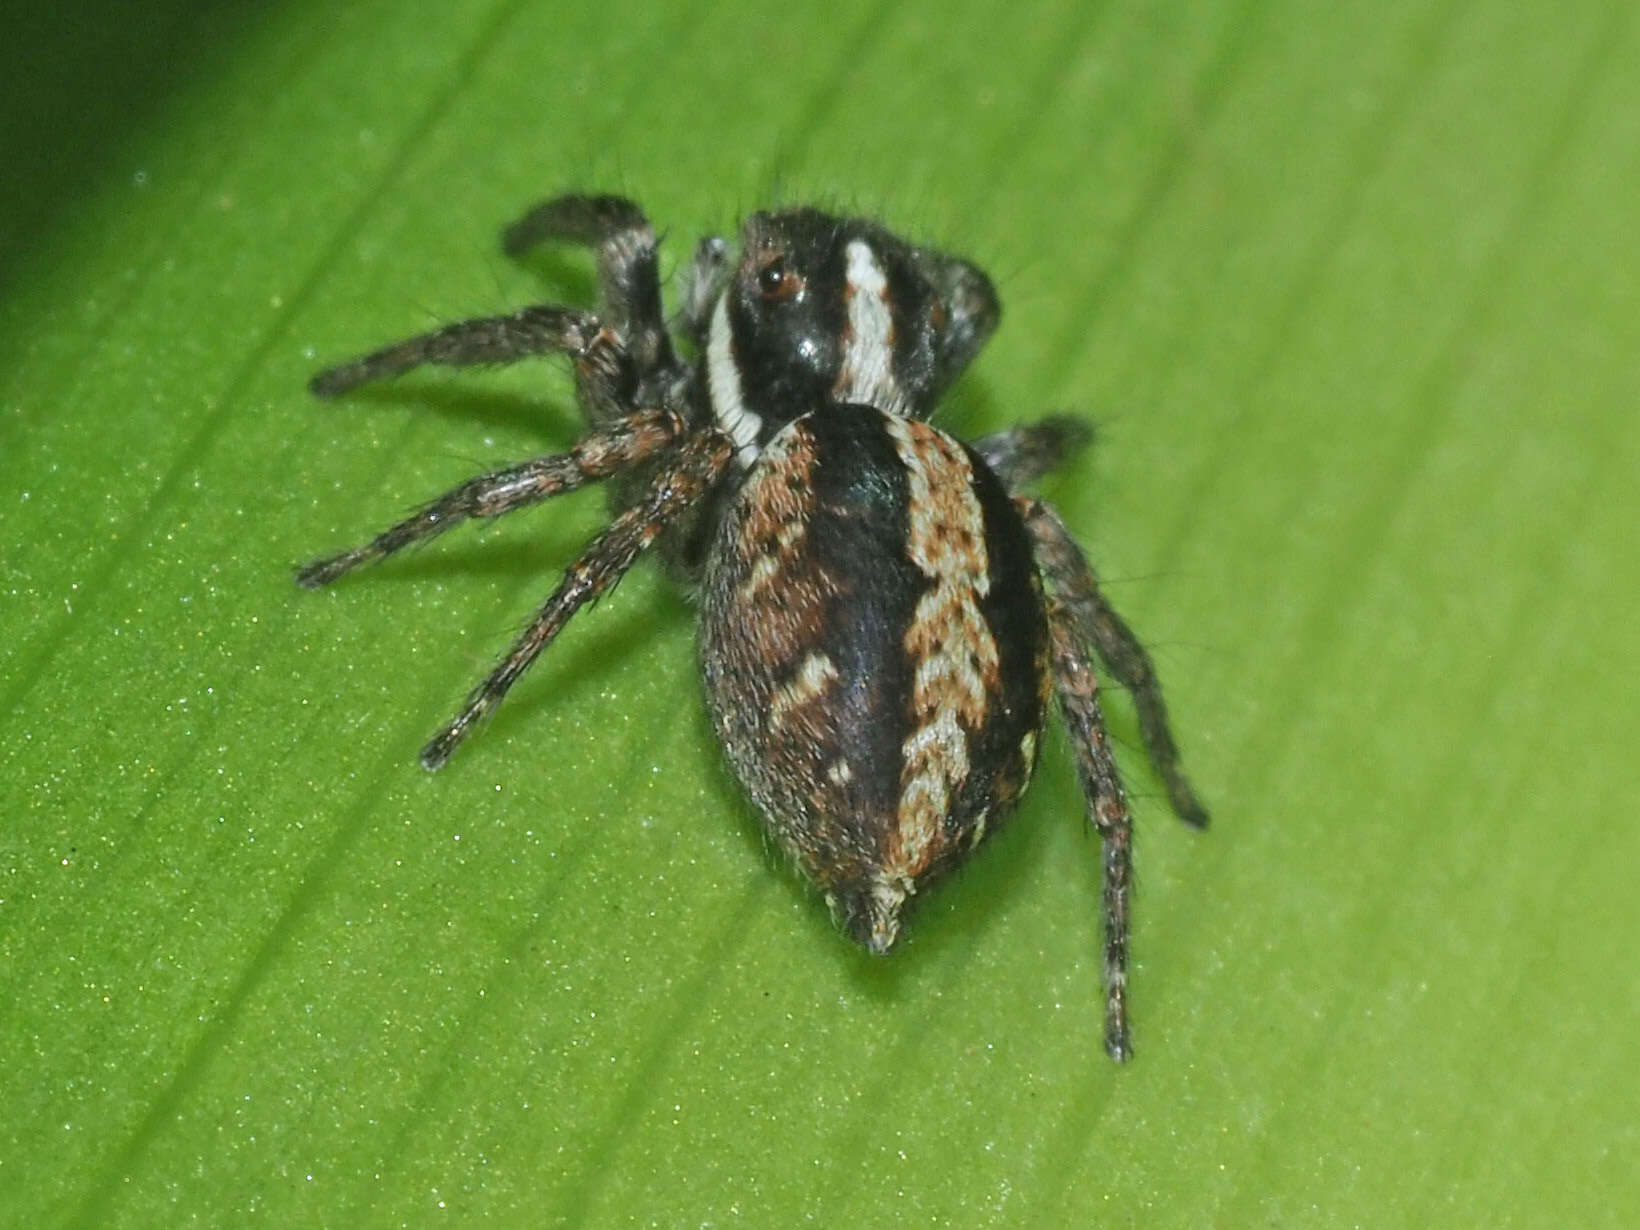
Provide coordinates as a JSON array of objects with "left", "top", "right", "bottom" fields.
[
  {"left": 502, "top": 193, "right": 674, "bottom": 373},
  {"left": 295, "top": 409, "right": 688, "bottom": 588},
  {"left": 420, "top": 426, "right": 734, "bottom": 770},
  {"left": 1023, "top": 499, "right": 1209, "bottom": 829},
  {"left": 309, "top": 305, "right": 605, "bottom": 399}
]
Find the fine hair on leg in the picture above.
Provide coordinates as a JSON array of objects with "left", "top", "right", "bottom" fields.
[
  {"left": 1021, "top": 498, "right": 1209, "bottom": 829},
  {"left": 309, "top": 305, "right": 599, "bottom": 398},
  {"left": 420, "top": 427, "right": 733, "bottom": 770}
]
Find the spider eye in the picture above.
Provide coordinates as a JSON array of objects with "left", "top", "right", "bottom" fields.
[{"left": 756, "top": 258, "right": 802, "bottom": 301}]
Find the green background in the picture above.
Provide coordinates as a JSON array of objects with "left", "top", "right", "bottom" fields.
[{"left": 4, "top": 1, "right": 1636, "bottom": 1225}]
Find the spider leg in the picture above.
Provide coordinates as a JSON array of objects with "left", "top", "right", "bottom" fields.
[
  {"left": 420, "top": 427, "right": 734, "bottom": 770},
  {"left": 295, "top": 409, "right": 687, "bottom": 589},
  {"left": 502, "top": 193, "right": 674, "bottom": 372},
  {"left": 1041, "top": 587, "right": 1137, "bottom": 1061},
  {"left": 971, "top": 415, "right": 1094, "bottom": 490},
  {"left": 1022, "top": 498, "right": 1209, "bottom": 829},
  {"left": 309, "top": 305, "right": 602, "bottom": 398}
]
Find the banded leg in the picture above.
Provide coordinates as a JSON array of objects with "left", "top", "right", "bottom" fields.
[
  {"left": 971, "top": 415, "right": 1093, "bottom": 491},
  {"left": 502, "top": 194, "right": 673, "bottom": 370},
  {"left": 1044, "top": 593, "right": 1137, "bottom": 1061},
  {"left": 1022, "top": 498, "right": 1209, "bottom": 829},
  {"left": 420, "top": 427, "right": 735, "bottom": 770},
  {"left": 295, "top": 409, "right": 687, "bottom": 588}
]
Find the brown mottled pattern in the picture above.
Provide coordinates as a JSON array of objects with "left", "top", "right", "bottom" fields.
[
  {"left": 703, "top": 419, "right": 851, "bottom": 876},
  {"left": 730, "top": 424, "right": 835, "bottom": 664},
  {"left": 736, "top": 426, "right": 811, "bottom": 596},
  {"left": 884, "top": 416, "right": 999, "bottom": 876}
]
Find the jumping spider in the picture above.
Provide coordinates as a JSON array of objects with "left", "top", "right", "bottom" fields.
[{"left": 298, "top": 193, "right": 1208, "bottom": 1061}]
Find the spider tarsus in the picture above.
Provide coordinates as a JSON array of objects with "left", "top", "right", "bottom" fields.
[
  {"left": 1172, "top": 784, "right": 1211, "bottom": 830},
  {"left": 500, "top": 214, "right": 545, "bottom": 259},
  {"left": 309, "top": 365, "right": 364, "bottom": 399},
  {"left": 501, "top": 194, "right": 602, "bottom": 258},
  {"left": 1105, "top": 1028, "right": 1133, "bottom": 1064},
  {"left": 1042, "top": 413, "right": 1095, "bottom": 456},
  {"left": 294, "top": 557, "right": 349, "bottom": 589},
  {"left": 419, "top": 726, "right": 463, "bottom": 771}
]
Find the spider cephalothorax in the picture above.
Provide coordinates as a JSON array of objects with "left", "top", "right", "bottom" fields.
[
  {"left": 298, "top": 193, "right": 1208, "bottom": 1060},
  {"left": 703, "top": 208, "right": 1000, "bottom": 454}
]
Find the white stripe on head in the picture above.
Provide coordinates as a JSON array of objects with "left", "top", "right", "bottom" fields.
[
  {"left": 707, "top": 295, "right": 763, "bottom": 468},
  {"left": 835, "top": 239, "right": 906, "bottom": 415}
]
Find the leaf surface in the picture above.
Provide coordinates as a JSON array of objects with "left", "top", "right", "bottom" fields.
[{"left": 4, "top": 1, "right": 1637, "bottom": 1225}]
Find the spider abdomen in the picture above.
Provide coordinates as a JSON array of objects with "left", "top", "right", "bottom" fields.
[{"left": 700, "top": 401, "right": 1052, "bottom": 952}]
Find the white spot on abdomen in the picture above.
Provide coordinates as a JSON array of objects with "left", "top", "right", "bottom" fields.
[{"left": 769, "top": 651, "right": 840, "bottom": 732}]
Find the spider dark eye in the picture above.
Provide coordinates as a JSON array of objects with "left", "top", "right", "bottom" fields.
[{"left": 756, "top": 258, "right": 802, "bottom": 301}]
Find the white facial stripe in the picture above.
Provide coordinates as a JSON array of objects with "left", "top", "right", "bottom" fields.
[
  {"left": 707, "top": 295, "right": 763, "bottom": 468},
  {"left": 837, "top": 239, "right": 906, "bottom": 414}
]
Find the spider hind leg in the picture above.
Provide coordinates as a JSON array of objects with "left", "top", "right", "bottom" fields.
[
  {"left": 502, "top": 193, "right": 673, "bottom": 372},
  {"left": 1019, "top": 495, "right": 1210, "bottom": 1060}
]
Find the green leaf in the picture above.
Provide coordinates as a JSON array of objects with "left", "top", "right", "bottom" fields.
[{"left": 5, "top": 0, "right": 1637, "bottom": 1225}]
